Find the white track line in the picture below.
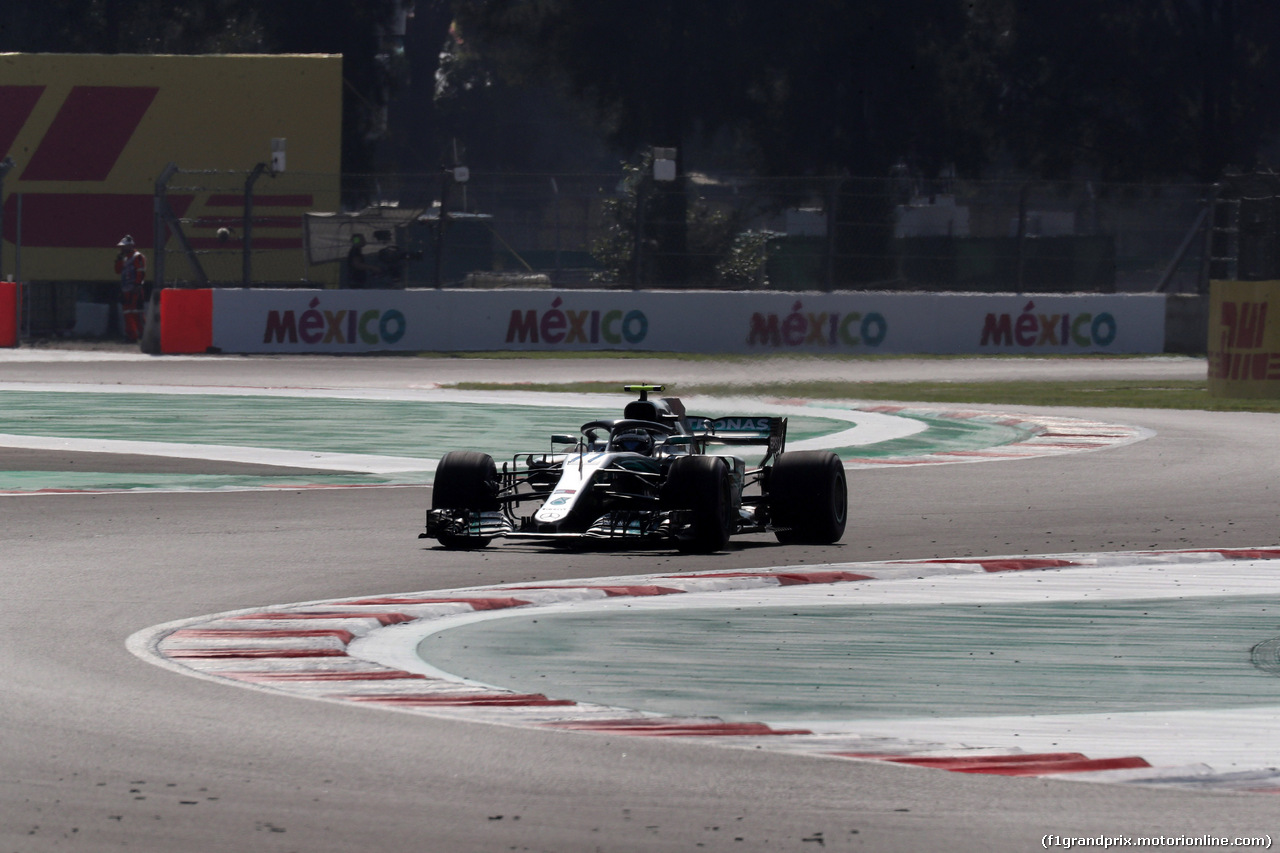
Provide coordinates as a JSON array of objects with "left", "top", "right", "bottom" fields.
[{"left": 0, "top": 433, "right": 436, "bottom": 473}]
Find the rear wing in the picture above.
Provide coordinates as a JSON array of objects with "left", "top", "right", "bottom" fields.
[{"left": 685, "top": 415, "right": 787, "bottom": 461}]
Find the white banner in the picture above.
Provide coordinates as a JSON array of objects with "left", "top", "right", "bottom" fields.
[{"left": 211, "top": 289, "right": 1167, "bottom": 355}]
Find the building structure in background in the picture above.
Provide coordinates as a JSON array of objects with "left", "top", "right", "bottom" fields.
[{"left": 0, "top": 53, "right": 342, "bottom": 289}]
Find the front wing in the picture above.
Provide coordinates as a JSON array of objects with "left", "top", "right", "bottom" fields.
[{"left": 425, "top": 506, "right": 710, "bottom": 544}]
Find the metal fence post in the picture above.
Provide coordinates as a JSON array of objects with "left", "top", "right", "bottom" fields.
[
  {"left": 243, "top": 162, "right": 269, "bottom": 287},
  {"left": 1015, "top": 182, "right": 1032, "bottom": 291},
  {"left": 16, "top": 193, "right": 25, "bottom": 338},
  {"left": 0, "top": 157, "right": 13, "bottom": 280},
  {"left": 153, "top": 162, "right": 177, "bottom": 290},
  {"left": 551, "top": 176, "right": 562, "bottom": 286},
  {"left": 434, "top": 167, "right": 450, "bottom": 289}
]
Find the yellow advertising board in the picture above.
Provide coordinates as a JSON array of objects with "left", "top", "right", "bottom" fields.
[
  {"left": 0, "top": 53, "right": 341, "bottom": 283},
  {"left": 1207, "top": 280, "right": 1280, "bottom": 397}
]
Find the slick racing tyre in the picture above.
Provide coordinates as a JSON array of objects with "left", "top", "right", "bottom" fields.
[
  {"left": 768, "top": 450, "right": 847, "bottom": 544},
  {"left": 662, "top": 455, "right": 733, "bottom": 554},
  {"left": 432, "top": 450, "right": 500, "bottom": 549}
]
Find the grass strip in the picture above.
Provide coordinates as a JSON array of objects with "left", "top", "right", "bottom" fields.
[{"left": 446, "top": 379, "right": 1280, "bottom": 413}]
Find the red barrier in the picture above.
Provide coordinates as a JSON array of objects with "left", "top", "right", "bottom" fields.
[
  {"left": 159, "top": 288, "right": 213, "bottom": 354},
  {"left": 0, "top": 281, "right": 20, "bottom": 347}
]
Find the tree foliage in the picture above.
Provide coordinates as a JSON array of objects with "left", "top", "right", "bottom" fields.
[
  {"left": 3, "top": 0, "right": 251, "bottom": 54},
  {"left": 431, "top": 16, "right": 613, "bottom": 172},
  {"left": 450, "top": 0, "right": 971, "bottom": 177},
  {"left": 6, "top": 0, "right": 1280, "bottom": 182},
  {"left": 449, "top": 0, "right": 1280, "bottom": 182},
  {"left": 961, "top": 0, "right": 1280, "bottom": 181}
]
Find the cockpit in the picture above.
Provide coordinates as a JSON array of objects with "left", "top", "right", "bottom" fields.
[
  {"left": 608, "top": 429, "right": 656, "bottom": 455},
  {"left": 577, "top": 385, "right": 691, "bottom": 456}
]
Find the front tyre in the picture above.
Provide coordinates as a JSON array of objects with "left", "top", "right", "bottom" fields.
[
  {"left": 431, "top": 451, "right": 499, "bottom": 549},
  {"left": 662, "top": 456, "right": 733, "bottom": 554},
  {"left": 768, "top": 451, "right": 847, "bottom": 545}
]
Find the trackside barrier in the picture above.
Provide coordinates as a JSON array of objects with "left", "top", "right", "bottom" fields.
[
  {"left": 0, "top": 281, "right": 19, "bottom": 347},
  {"left": 160, "top": 288, "right": 214, "bottom": 354},
  {"left": 196, "top": 289, "right": 1168, "bottom": 356},
  {"left": 147, "top": 289, "right": 1172, "bottom": 356}
]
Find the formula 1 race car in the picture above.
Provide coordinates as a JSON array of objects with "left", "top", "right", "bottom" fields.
[{"left": 422, "top": 385, "right": 846, "bottom": 553}]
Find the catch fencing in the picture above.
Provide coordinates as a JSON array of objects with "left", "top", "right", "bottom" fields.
[
  {"left": 9, "top": 169, "right": 1227, "bottom": 336},
  {"left": 323, "top": 172, "right": 1215, "bottom": 295}
]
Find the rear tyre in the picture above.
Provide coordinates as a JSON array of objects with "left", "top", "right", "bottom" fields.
[
  {"left": 432, "top": 451, "right": 499, "bottom": 549},
  {"left": 768, "top": 451, "right": 847, "bottom": 544},
  {"left": 662, "top": 456, "right": 733, "bottom": 554}
]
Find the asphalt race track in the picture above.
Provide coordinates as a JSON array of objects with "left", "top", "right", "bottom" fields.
[{"left": 4, "top": 350, "right": 1279, "bottom": 852}]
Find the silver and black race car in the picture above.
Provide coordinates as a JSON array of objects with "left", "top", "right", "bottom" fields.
[{"left": 422, "top": 385, "right": 847, "bottom": 554}]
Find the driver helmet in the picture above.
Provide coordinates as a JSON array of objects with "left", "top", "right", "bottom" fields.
[{"left": 612, "top": 429, "right": 654, "bottom": 455}]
